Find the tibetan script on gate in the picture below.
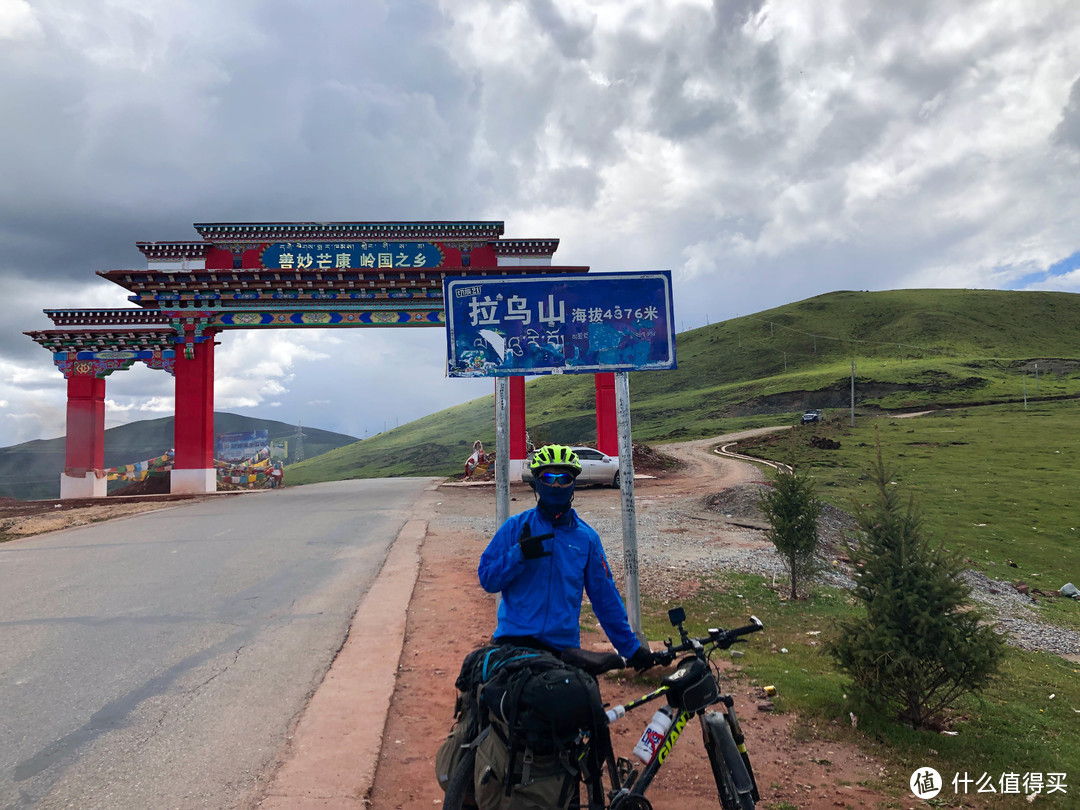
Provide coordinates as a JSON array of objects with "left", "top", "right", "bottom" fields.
[{"left": 443, "top": 271, "right": 677, "bottom": 377}]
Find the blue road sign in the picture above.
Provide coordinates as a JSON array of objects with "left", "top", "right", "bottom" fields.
[{"left": 444, "top": 271, "right": 676, "bottom": 377}]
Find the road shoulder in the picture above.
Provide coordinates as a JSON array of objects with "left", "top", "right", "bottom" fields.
[{"left": 252, "top": 509, "right": 430, "bottom": 808}]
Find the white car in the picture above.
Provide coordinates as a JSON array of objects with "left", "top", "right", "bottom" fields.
[{"left": 521, "top": 446, "right": 621, "bottom": 488}]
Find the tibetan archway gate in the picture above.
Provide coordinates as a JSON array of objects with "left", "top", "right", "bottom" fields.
[{"left": 26, "top": 221, "right": 619, "bottom": 498}]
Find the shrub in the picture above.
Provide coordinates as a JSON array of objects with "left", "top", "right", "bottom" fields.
[
  {"left": 828, "top": 443, "right": 1005, "bottom": 729},
  {"left": 759, "top": 463, "right": 822, "bottom": 600}
]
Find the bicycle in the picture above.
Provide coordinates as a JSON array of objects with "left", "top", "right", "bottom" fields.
[{"left": 443, "top": 606, "right": 764, "bottom": 809}]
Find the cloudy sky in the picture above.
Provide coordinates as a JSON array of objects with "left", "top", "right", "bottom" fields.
[{"left": 2, "top": 0, "right": 1079, "bottom": 451}]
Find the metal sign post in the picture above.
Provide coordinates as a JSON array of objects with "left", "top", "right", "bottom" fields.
[
  {"left": 615, "top": 371, "right": 645, "bottom": 644},
  {"left": 443, "top": 271, "right": 677, "bottom": 639},
  {"left": 494, "top": 377, "right": 510, "bottom": 611},
  {"left": 495, "top": 377, "right": 510, "bottom": 528}
]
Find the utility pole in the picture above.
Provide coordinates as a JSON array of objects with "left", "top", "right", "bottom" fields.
[
  {"left": 850, "top": 359, "right": 856, "bottom": 426},
  {"left": 292, "top": 421, "right": 306, "bottom": 463}
]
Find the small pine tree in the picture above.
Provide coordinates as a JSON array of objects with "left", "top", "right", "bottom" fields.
[
  {"left": 828, "top": 443, "right": 1005, "bottom": 729},
  {"left": 759, "top": 463, "right": 822, "bottom": 600}
]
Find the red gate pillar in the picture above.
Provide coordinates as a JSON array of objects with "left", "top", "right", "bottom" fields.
[
  {"left": 172, "top": 330, "right": 217, "bottom": 494},
  {"left": 60, "top": 373, "right": 107, "bottom": 499},
  {"left": 509, "top": 376, "right": 527, "bottom": 481},
  {"left": 595, "top": 372, "right": 618, "bottom": 457}
]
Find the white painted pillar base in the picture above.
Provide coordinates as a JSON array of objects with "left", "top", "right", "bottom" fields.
[
  {"left": 509, "top": 459, "right": 524, "bottom": 483},
  {"left": 171, "top": 468, "right": 217, "bottom": 494},
  {"left": 60, "top": 474, "right": 107, "bottom": 499}
]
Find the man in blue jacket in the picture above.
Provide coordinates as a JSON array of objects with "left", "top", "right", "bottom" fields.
[{"left": 478, "top": 444, "right": 655, "bottom": 670}]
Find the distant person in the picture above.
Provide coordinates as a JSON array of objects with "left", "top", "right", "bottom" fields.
[
  {"left": 478, "top": 444, "right": 654, "bottom": 669},
  {"left": 464, "top": 440, "right": 488, "bottom": 479}
]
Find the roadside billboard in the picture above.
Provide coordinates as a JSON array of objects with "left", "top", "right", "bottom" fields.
[
  {"left": 443, "top": 271, "right": 676, "bottom": 377},
  {"left": 215, "top": 430, "right": 270, "bottom": 462}
]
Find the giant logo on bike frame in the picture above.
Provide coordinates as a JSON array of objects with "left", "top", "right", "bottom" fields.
[
  {"left": 443, "top": 271, "right": 677, "bottom": 377},
  {"left": 657, "top": 710, "right": 690, "bottom": 765}
]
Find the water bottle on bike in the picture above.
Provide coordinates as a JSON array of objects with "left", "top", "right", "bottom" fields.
[{"left": 632, "top": 706, "right": 674, "bottom": 764}]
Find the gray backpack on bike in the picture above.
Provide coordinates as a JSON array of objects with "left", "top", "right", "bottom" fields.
[
  {"left": 435, "top": 644, "right": 510, "bottom": 798},
  {"left": 437, "top": 643, "right": 611, "bottom": 810},
  {"left": 476, "top": 646, "right": 610, "bottom": 809}
]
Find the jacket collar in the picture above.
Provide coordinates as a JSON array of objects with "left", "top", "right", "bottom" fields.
[{"left": 535, "top": 502, "right": 577, "bottom": 527}]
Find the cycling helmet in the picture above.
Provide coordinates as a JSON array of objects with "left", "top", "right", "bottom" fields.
[{"left": 528, "top": 444, "right": 582, "bottom": 478}]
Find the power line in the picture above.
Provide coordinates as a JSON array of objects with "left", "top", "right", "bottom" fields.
[{"left": 740, "top": 315, "right": 948, "bottom": 355}]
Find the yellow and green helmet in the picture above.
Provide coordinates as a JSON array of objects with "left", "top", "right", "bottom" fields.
[{"left": 529, "top": 444, "right": 582, "bottom": 477}]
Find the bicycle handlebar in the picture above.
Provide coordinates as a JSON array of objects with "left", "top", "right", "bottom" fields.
[
  {"left": 727, "top": 616, "right": 765, "bottom": 640},
  {"left": 559, "top": 647, "right": 626, "bottom": 676},
  {"left": 559, "top": 615, "right": 763, "bottom": 674},
  {"left": 654, "top": 615, "right": 764, "bottom": 665}
]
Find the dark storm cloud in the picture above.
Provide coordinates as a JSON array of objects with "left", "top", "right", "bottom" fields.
[
  {"left": 647, "top": 50, "right": 735, "bottom": 140},
  {"left": 578, "top": 4, "right": 782, "bottom": 151},
  {"left": 536, "top": 165, "right": 602, "bottom": 208},
  {"left": 804, "top": 97, "right": 891, "bottom": 172},
  {"left": 525, "top": 0, "right": 594, "bottom": 60},
  {"left": 1054, "top": 76, "right": 1080, "bottom": 152},
  {"left": 643, "top": 0, "right": 779, "bottom": 142},
  {"left": 0, "top": 0, "right": 500, "bottom": 444},
  {"left": 0, "top": 0, "right": 484, "bottom": 284}
]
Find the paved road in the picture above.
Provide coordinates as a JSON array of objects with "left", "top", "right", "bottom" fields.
[{"left": 0, "top": 478, "right": 433, "bottom": 809}]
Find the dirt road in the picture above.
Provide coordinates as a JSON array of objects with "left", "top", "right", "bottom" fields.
[{"left": 361, "top": 432, "right": 894, "bottom": 810}]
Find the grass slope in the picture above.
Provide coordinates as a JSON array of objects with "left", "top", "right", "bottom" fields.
[
  {"left": 736, "top": 399, "right": 1080, "bottom": 631},
  {"left": 287, "top": 288, "right": 1080, "bottom": 484}
]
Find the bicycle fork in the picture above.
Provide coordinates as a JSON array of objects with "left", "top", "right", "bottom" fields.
[{"left": 718, "top": 695, "right": 760, "bottom": 803}]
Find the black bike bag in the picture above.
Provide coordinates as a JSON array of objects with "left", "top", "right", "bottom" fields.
[{"left": 663, "top": 656, "right": 719, "bottom": 713}]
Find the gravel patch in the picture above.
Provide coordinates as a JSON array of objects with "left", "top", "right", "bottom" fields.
[
  {"left": 442, "top": 484, "right": 1080, "bottom": 659},
  {"left": 959, "top": 570, "right": 1080, "bottom": 656}
]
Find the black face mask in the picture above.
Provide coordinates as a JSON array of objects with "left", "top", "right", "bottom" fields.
[{"left": 535, "top": 478, "right": 575, "bottom": 518}]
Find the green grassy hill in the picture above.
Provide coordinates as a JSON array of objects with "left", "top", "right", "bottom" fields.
[
  {"left": 0, "top": 413, "right": 358, "bottom": 501},
  {"left": 286, "top": 288, "right": 1080, "bottom": 485}
]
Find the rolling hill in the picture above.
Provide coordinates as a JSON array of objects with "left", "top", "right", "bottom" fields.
[
  {"left": 284, "top": 288, "right": 1080, "bottom": 485},
  {"left": 0, "top": 413, "right": 358, "bottom": 501}
]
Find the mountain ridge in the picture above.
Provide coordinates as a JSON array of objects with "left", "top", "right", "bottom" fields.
[
  {"left": 0, "top": 413, "right": 359, "bottom": 501},
  {"left": 284, "top": 288, "right": 1080, "bottom": 485}
]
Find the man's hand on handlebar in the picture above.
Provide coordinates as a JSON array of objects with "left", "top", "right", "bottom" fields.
[
  {"left": 652, "top": 649, "right": 675, "bottom": 667},
  {"left": 627, "top": 645, "right": 659, "bottom": 671}
]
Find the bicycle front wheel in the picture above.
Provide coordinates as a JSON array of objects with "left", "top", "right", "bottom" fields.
[
  {"left": 702, "top": 713, "right": 755, "bottom": 810},
  {"left": 442, "top": 747, "right": 477, "bottom": 810}
]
